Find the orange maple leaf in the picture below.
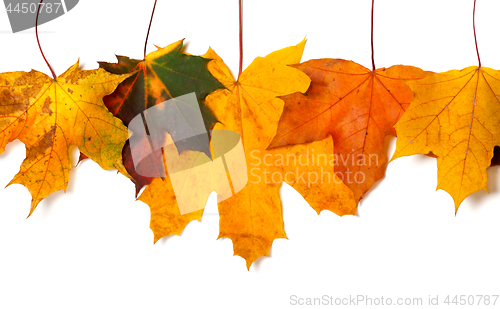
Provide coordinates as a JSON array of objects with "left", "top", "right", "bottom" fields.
[
  {"left": 268, "top": 59, "right": 431, "bottom": 203},
  {"left": 203, "top": 41, "right": 356, "bottom": 268}
]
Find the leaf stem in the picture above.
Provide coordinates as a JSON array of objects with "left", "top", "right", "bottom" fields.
[
  {"left": 473, "top": 0, "right": 481, "bottom": 68},
  {"left": 371, "top": 0, "right": 375, "bottom": 71},
  {"left": 36, "top": 0, "right": 56, "bottom": 79},
  {"left": 144, "top": 0, "right": 158, "bottom": 59},
  {"left": 238, "top": 0, "right": 243, "bottom": 79}
]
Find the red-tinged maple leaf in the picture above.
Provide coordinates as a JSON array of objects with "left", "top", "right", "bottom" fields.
[
  {"left": 268, "top": 59, "right": 431, "bottom": 203},
  {"left": 80, "top": 39, "right": 224, "bottom": 194}
]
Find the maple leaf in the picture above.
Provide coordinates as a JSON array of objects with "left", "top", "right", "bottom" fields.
[
  {"left": 268, "top": 59, "right": 431, "bottom": 203},
  {"left": 0, "top": 62, "right": 130, "bottom": 215},
  {"left": 391, "top": 66, "right": 500, "bottom": 212},
  {"left": 136, "top": 127, "right": 240, "bottom": 241},
  {"left": 139, "top": 177, "right": 204, "bottom": 242},
  {"left": 91, "top": 39, "right": 224, "bottom": 194},
  {"left": 201, "top": 40, "right": 355, "bottom": 268}
]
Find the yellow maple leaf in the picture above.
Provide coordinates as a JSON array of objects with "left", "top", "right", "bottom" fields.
[
  {"left": 139, "top": 177, "right": 205, "bottom": 242},
  {"left": 137, "top": 133, "right": 217, "bottom": 242},
  {"left": 204, "top": 40, "right": 356, "bottom": 268},
  {"left": 0, "top": 62, "right": 131, "bottom": 215},
  {"left": 392, "top": 66, "right": 500, "bottom": 212}
]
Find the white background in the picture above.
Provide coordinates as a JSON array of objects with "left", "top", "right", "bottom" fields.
[{"left": 1, "top": 0, "right": 500, "bottom": 308}]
